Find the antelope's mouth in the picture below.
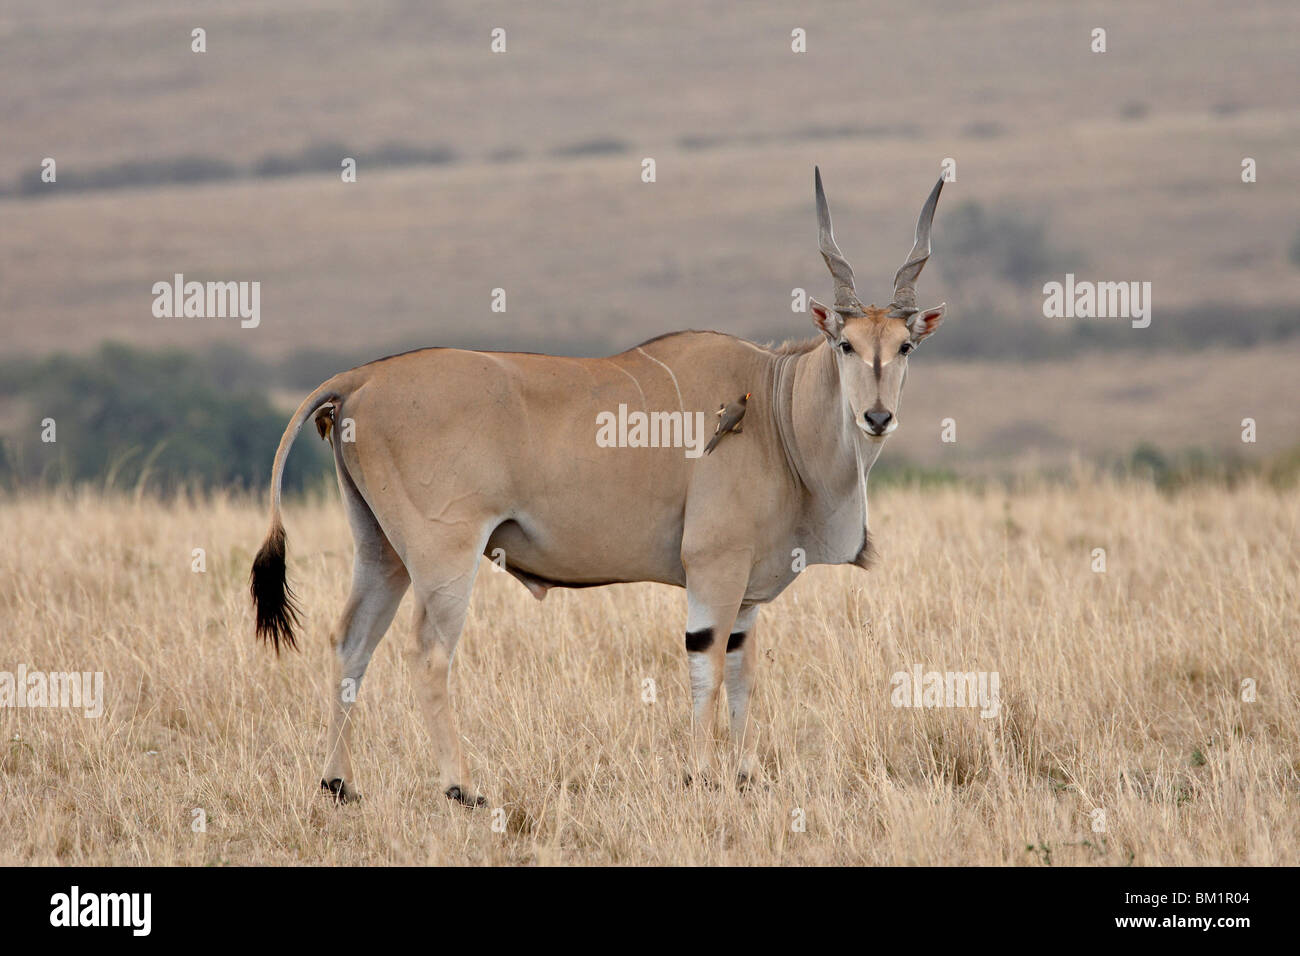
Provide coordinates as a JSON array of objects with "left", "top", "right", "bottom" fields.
[{"left": 858, "top": 422, "right": 897, "bottom": 440}]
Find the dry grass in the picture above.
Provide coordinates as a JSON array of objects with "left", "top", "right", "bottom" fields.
[{"left": 1, "top": 477, "right": 1296, "bottom": 865}]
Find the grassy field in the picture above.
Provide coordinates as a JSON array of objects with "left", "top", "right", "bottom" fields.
[{"left": 1, "top": 477, "right": 1295, "bottom": 865}]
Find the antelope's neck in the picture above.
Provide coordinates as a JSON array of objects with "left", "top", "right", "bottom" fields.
[{"left": 773, "top": 342, "right": 879, "bottom": 564}]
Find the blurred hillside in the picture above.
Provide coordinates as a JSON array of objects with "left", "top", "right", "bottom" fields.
[
  {"left": 2, "top": 0, "right": 1298, "bottom": 356},
  {"left": 0, "top": 0, "right": 1297, "bottom": 477}
]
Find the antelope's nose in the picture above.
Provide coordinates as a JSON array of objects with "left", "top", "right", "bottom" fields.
[{"left": 864, "top": 410, "right": 893, "bottom": 433}]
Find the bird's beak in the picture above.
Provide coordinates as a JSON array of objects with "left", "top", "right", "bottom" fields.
[{"left": 745, "top": 392, "right": 751, "bottom": 400}]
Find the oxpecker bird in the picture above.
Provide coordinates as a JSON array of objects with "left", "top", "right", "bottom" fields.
[{"left": 705, "top": 392, "right": 750, "bottom": 455}]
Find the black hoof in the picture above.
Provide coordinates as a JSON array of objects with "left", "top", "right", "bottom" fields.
[
  {"left": 445, "top": 785, "right": 487, "bottom": 808},
  {"left": 321, "top": 777, "right": 359, "bottom": 804}
]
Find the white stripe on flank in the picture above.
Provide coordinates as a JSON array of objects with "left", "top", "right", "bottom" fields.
[
  {"left": 636, "top": 347, "right": 684, "bottom": 413},
  {"left": 611, "top": 362, "right": 648, "bottom": 408}
]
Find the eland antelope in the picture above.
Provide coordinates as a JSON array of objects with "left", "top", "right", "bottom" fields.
[{"left": 250, "top": 167, "right": 947, "bottom": 805}]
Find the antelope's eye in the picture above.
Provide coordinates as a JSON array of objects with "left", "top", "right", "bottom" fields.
[
  {"left": 838, "top": 340, "right": 854, "bottom": 355},
  {"left": 899, "top": 342, "right": 914, "bottom": 356}
]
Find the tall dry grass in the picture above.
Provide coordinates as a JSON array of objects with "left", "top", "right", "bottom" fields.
[{"left": 0, "top": 475, "right": 1296, "bottom": 865}]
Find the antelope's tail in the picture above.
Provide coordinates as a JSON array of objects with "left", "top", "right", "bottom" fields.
[{"left": 250, "top": 381, "right": 344, "bottom": 653}]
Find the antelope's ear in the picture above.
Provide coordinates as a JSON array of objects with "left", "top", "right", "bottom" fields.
[
  {"left": 907, "top": 303, "right": 946, "bottom": 343},
  {"left": 809, "top": 297, "right": 844, "bottom": 342}
]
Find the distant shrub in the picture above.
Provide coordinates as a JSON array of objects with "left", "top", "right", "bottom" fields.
[
  {"left": 943, "top": 200, "right": 1075, "bottom": 290},
  {"left": 1125, "top": 442, "right": 1171, "bottom": 483},
  {"left": 253, "top": 140, "right": 351, "bottom": 178},
  {"left": 0, "top": 344, "right": 330, "bottom": 493},
  {"left": 551, "top": 138, "right": 628, "bottom": 157},
  {"left": 253, "top": 139, "right": 459, "bottom": 178},
  {"left": 17, "top": 155, "right": 241, "bottom": 195},
  {"left": 362, "top": 141, "right": 458, "bottom": 167}
]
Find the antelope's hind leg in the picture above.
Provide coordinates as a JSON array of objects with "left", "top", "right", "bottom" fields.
[
  {"left": 321, "top": 456, "right": 411, "bottom": 804},
  {"left": 402, "top": 529, "right": 493, "bottom": 809}
]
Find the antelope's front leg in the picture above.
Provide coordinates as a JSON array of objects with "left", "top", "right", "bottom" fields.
[
  {"left": 682, "top": 568, "right": 748, "bottom": 788},
  {"left": 725, "top": 605, "right": 761, "bottom": 787}
]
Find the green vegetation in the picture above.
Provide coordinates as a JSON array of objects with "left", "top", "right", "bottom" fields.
[
  {"left": 870, "top": 460, "right": 962, "bottom": 488},
  {"left": 0, "top": 344, "right": 331, "bottom": 493},
  {"left": 1120, "top": 441, "right": 1300, "bottom": 492}
]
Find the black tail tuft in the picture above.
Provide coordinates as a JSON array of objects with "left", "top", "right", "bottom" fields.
[{"left": 250, "top": 523, "right": 301, "bottom": 653}]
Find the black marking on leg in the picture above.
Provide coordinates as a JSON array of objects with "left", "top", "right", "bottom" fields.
[
  {"left": 321, "top": 777, "right": 357, "bottom": 805},
  {"left": 445, "top": 785, "right": 487, "bottom": 808},
  {"left": 727, "top": 631, "right": 747, "bottom": 651},
  {"left": 684, "top": 628, "right": 714, "bottom": 653}
]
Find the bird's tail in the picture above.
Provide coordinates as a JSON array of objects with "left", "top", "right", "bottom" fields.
[{"left": 704, "top": 430, "right": 722, "bottom": 455}]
